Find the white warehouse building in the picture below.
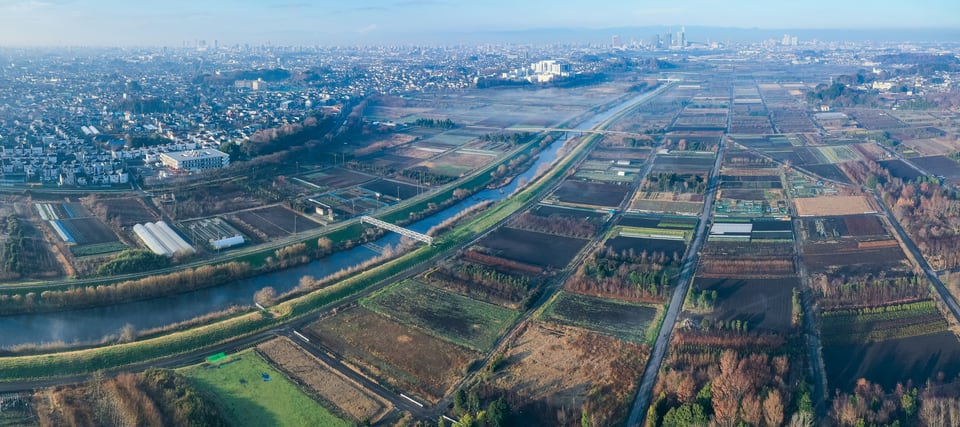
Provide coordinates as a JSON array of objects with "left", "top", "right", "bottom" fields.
[
  {"left": 160, "top": 149, "right": 230, "bottom": 171},
  {"left": 133, "top": 221, "right": 196, "bottom": 256}
]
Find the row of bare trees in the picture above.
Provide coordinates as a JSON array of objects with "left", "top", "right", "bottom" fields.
[{"left": 510, "top": 212, "right": 597, "bottom": 239}]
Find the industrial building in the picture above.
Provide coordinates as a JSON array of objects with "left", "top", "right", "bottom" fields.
[{"left": 159, "top": 149, "right": 230, "bottom": 171}]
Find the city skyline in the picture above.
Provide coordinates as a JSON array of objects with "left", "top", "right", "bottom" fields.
[{"left": 0, "top": 0, "right": 957, "bottom": 46}]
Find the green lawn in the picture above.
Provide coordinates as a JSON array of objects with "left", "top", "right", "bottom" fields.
[
  {"left": 361, "top": 280, "right": 520, "bottom": 352},
  {"left": 181, "top": 350, "right": 350, "bottom": 427}
]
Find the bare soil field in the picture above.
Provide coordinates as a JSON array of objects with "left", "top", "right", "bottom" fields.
[
  {"left": 823, "top": 331, "right": 960, "bottom": 391},
  {"left": 360, "top": 179, "right": 421, "bottom": 201},
  {"left": 693, "top": 277, "right": 799, "bottom": 332},
  {"left": 307, "top": 307, "right": 480, "bottom": 402},
  {"left": 232, "top": 205, "right": 320, "bottom": 239},
  {"left": 799, "top": 215, "right": 886, "bottom": 240},
  {"left": 800, "top": 163, "right": 851, "bottom": 183},
  {"left": 303, "top": 168, "right": 375, "bottom": 189},
  {"left": 651, "top": 154, "right": 716, "bottom": 174},
  {"left": 477, "top": 227, "right": 589, "bottom": 270},
  {"left": 878, "top": 159, "right": 924, "bottom": 181},
  {"left": 802, "top": 241, "right": 909, "bottom": 275},
  {"left": 257, "top": 337, "right": 391, "bottom": 423},
  {"left": 93, "top": 197, "right": 158, "bottom": 226},
  {"left": 57, "top": 217, "right": 119, "bottom": 245},
  {"left": 911, "top": 156, "right": 960, "bottom": 179},
  {"left": 794, "top": 195, "right": 875, "bottom": 216},
  {"left": 492, "top": 322, "right": 648, "bottom": 426},
  {"left": 552, "top": 180, "right": 631, "bottom": 208}
]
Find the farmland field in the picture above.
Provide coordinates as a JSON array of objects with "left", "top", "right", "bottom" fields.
[
  {"left": 361, "top": 280, "right": 519, "bottom": 351},
  {"left": 477, "top": 227, "right": 589, "bottom": 269},
  {"left": 878, "top": 159, "right": 923, "bottom": 181},
  {"left": 307, "top": 307, "right": 480, "bottom": 402},
  {"left": 651, "top": 154, "right": 716, "bottom": 173},
  {"left": 257, "top": 338, "right": 391, "bottom": 423},
  {"left": 93, "top": 197, "right": 159, "bottom": 225},
  {"left": 692, "top": 277, "right": 798, "bottom": 332},
  {"left": 533, "top": 204, "right": 607, "bottom": 221},
  {"left": 491, "top": 322, "right": 649, "bottom": 426},
  {"left": 605, "top": 236, "right": 686, "bottom": 258},
  {"left": 552, "top": 180, "right": 631, "bottom": 207},
  {"left": 232, "top": 205, "right": 320, "bottom": 239},
  {"left": 181, "top": 350, "right": 351, "bottom": 427},
  {"left": 303, "top": 168, "right": 375, "bottom": 189},
  {"left": 541, "top": 291, "right": 660, "bottom": 342},
  {"left": 794, "top": 195, "right": 874, "bottom": 216},
  {"left": 911, "top": 155, "right": 960, "bottom": 179},
  {"left": 802, "top": 241, "right": 909, "bottom": 274},
  {"left": 56, "top": 217, "right": 119, "bottom": 245},
  {"left": 360, "top": 179, "right": 421, "bottom": 201},
  {"left": 823, "top": 331, "right": 960, "bottom": 390}
]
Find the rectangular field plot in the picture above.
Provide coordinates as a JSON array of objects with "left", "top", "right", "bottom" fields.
[
  {"left": 799, "top": 164, "right": 850, "bottom": 183},
  {"left": 551, "top": 180, "right": 632, "bottom": 208},
  {"left": 257, "top": 338, "right": 391, "bottom": 424},
  {"left": 92, "top": 197, "right": 159, "bottom": 226},
  {"left": 794, "top": 196, "right": 875, "bottom": 216},
  {"left": 55, "top": 217, "right": 119, "bottom": 245},
  {"left": 307, "top": 307, "right": 480, "bottom": 402},
  {"left": 533, "top": 204, "right": 609, "bottom": 221},
  {"left": 617, "top": 214, "right": 697, "bottom": 230},
  {"left": 359, "top": 179, "right": 421, "bottom": 201},
  {"left": 302, "top": 168, "right": 375, "bottom": 189},
  {"left": 542, "top": 292, "right": 660, "bottom": 343},
  {"left": 181, "top": 349, "right": 352, "bottom": 427},
  {"left": 692, "top": 277, "right": 799, "bottom": 332},
  {"left": 651, "top": 154, "right": 716, "bottom": 174},
  {"left": 823, "top": 331, "right": 960, "bottom": 391},
  {"left": 490, "top": 322, "right": 649, "bottom": 426},
  {"left": 231, "top": 206, "right": 320, "bottom": 239},
  {"left": 605, "top": 235, "right": 686, "bottom": 259},
  {"left": 802, "top": 240, "right": 909, "bottom": 274},
  {"left": 878, "top": 159, "right": 924, "bottom": 181},
  {"left": 361, "top": 280, "right": 519, "bottom": 352},
  {"left": 911, "top": 155, "right": 960, "bottom": 179},
  {"left": 799, "top": 215, "right": 886, "bottom": 241},
  {"left": 477, "top": 227, "right": 589, "bottom": 270}
]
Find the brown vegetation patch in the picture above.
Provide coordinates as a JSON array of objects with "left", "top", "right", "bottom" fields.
[
  {"left": 697, "top": 258, "right": 796, "bottom": 278},
  {"left": 257, "top": 337, "right": 391, "bottom": 423},
  {"left": 794, "top": 196, "right": 875, "bottom": 216},
  {"left": 491, "top": 322, "right": 648, "bottom": 426},
  {"left": 306, "top": 307, "right": 480, "bottom": 402}
]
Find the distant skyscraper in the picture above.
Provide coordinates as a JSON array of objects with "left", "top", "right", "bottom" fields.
[{"left": 612, "top": 35, "right": 622, "bottom": 49}]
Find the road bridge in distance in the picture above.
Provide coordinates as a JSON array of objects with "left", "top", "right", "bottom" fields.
[{"left": 360, "top": 216, "right": 433, "bottom": 245}]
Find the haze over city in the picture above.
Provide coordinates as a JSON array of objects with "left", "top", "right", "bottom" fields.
[
  {"left": 1, "top": 0, "right": 960, "bottom": 426},
  {"left": 0, "top": 0, "right": 958, "bottom": 46}
]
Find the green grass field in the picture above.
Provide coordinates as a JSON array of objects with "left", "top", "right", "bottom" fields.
[
  {"left": 541, "top": 291, "right": 663, "bottom": 343},
  {"left": 181, "top": 350, "right": 350, "bottom": 427},
  {"left": 361, "top": 280, "right": 520, "bottom": 352}
]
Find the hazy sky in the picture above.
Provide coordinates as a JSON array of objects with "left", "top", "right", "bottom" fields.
[{"left": 0, "top": 0, "right": 958, "bottom": 46}]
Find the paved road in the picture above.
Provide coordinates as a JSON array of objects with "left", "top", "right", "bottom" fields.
[
  {"left": 626, "top": 136, "right": 725, "bottom": 426},
  {"left": 870, "top": 191, "right": 960, "bottom": 322},
  {"left": 791, "top": 219, "right": 829, "bottom": 417}
]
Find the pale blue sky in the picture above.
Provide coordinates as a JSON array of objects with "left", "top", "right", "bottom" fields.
[{"left": 0, "top": 0, "right": 957, "bottom": 46}]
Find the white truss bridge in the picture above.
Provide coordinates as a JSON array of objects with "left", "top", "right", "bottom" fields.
[{"left": 360, "top": 216, "right": 433, "bottom": 245}]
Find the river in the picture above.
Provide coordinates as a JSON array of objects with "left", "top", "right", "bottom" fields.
[{"left": 0, "top": 89, "right": 656, "bottom": 348}]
